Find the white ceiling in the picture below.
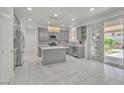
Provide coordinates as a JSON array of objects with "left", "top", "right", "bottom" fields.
[{"left": 15, "top": 7, "right": 120, "bottom": 28}]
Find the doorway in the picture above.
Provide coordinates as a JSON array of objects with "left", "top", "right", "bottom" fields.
[{"left": 104, "top": 18, "right": 124, "bottom": 67}]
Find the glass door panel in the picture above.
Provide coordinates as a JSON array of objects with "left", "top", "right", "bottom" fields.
[{"left": 104, "top": 18, "right": 124, "bottom": 67}]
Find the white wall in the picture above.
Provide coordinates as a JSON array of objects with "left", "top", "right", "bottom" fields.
[
  {"left": 19, "top": 20, "right": 38, "bottom": 55},
  {"left": 0, "top": 8, "right": 14, "bottom": 83},
  {"left": 23, "top": 26, "right": 37, "bottom": 55}
]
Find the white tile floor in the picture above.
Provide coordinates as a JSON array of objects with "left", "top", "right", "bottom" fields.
[{"left": 9, "top": 53, "right": 124, "bottom": 85}]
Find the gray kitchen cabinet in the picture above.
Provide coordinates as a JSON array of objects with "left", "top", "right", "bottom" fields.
[
  {"left": 38, "top": 28, "right": 69, "bottom": 42},
  {"left": 38, "top": 28, "right": 49, "bottom": 41},
  {"left": 64, "top": 31, "right": 69, "bottom": 41},
  {"left": 67, "top": 46, "right": 73, "bottom": 55},
  {"left": 77, "top": 27, "right": 82, "bottom": 41},
  {"left": 59, "top": 30, "right": 69, "bottom": 41},
  {"left": 73, "top": 46, "right": 85, "bottom": 58},
  {"left": 57, "top": 32, "right": 61, "bottom": 41},
  {"left": 38, "top": 31, "right": 44, "bottom": 41},
  {"left": 44, "top": 31, "right": 49, "bottom": 41},
  {"left": 77, "top": 26, "right": 87, "bottom": 42},
  {"left": 60, "top": 31, "right": 65, "bottom": 41},
  {"left": 67, "top": 45, "right": 85, "bottom": 58}
]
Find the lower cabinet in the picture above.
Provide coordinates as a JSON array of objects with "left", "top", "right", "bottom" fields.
[
  {"left": 73, "top": 46, "right": 85, "bottom": 58},
  {"left": 67, "top": 45, "right": 85, "bottom": 58},
  {"left": 67, "top": 46, "right": 73, "bottom": 55}
]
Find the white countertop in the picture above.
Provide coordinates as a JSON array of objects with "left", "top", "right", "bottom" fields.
[
  {"left": 39, "top": 45, "right": 49, "bottom": 47},
  {"left": 68, "top": 45, "right": 85, "bottom": 47},
  {"left": 40, "top": 46, "right": 69, "bottom": 50}
]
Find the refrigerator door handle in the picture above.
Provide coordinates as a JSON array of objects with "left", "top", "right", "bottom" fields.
[{"left": 122, "top": 45, "right": 124, "bottom": 50}]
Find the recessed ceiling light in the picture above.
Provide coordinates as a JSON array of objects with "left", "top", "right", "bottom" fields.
[
  {"left": 90, "top": 8, "right": 95, "bottom": 11},
  {"left": 72, "top": 18, "right": 75, "bottom": 21},
  {"left": 27, "top": 7, "right": 32, "bottom": 11},
  {"left": 62, "top": 24, "right": 64, "bottom": 27},
  {"left": 54, "top": 13, "right": 58, "bottom": 17},
  {"left": 28, "top": 18, "right": 32, "bottom": 21},
  {"left": 48, "top": 22, "right": 50, "bottom": 24}
]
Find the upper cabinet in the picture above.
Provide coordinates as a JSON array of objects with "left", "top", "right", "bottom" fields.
[
  {"left": 59, "top": 31, "right": 65, "bottom": 41},
  {"left": 77, "top": 26, "right": 87, "bottom": 42},
  {"left": 77, "top": 27, "right": 82, "bottom": 41},
  {"left": 64, "top": 31, "right": 69, "bottom": 41},
  {"left": 69, "top": 26, "right": 87, "bottom": 43},
  {"left": 59, "top": 30, "right": 69, "bottom": 41},
  {"left": 38, "top": 28, "right": 49, "bottom": 41}
]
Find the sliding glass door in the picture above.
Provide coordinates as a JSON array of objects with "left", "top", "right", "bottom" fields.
[{"left": 104, "top": 18, "right": 124, "bottom": 67}]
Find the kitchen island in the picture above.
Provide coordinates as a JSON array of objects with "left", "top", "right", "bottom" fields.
[{"left": 40, "top": 46, "right": 68, "bottom": 65}]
